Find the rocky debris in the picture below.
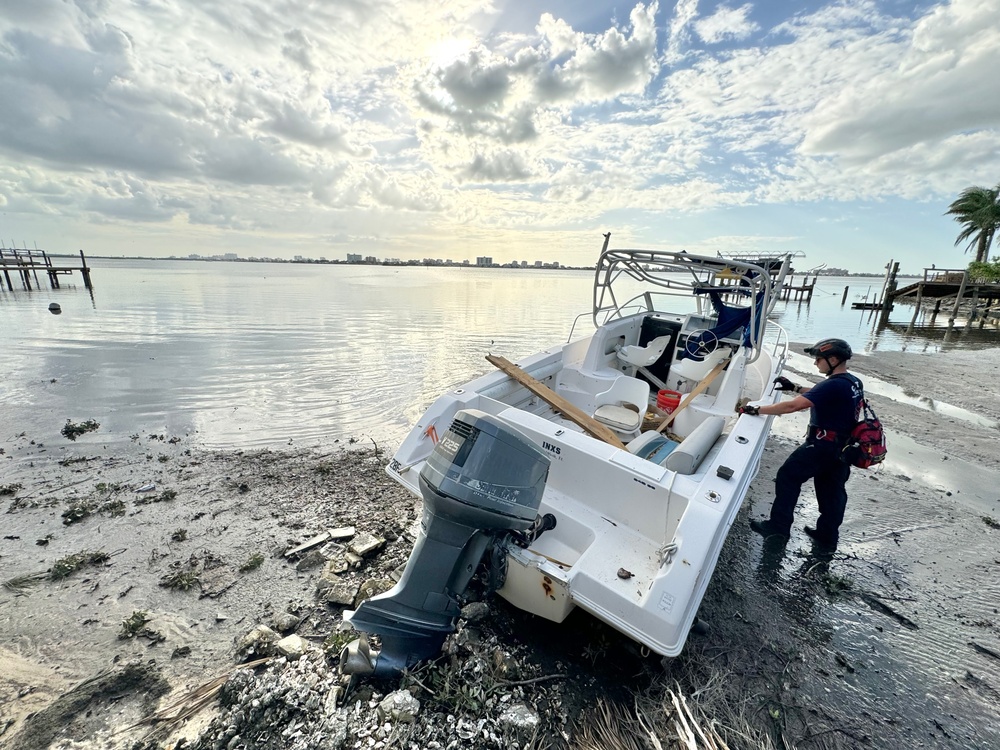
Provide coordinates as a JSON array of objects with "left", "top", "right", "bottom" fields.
[
  {"left": 316, "top": 569, "right": 358, "bottom": 606},
  {"left": 184, "top": 652, "right": 349, "bottom": 750},
  {"left": 500, "top": 703, "right": 540, "bottom": 732},
  {"left": 176, "top": 614, "right": 580, "bottom": 750},
  {"left": 377, "top": 690, "right": 420, "bottom": 723},
  {"left": 348, "top": 530, "right": 385, "bottom": 558},
  {"left": 271, "top": 611, "right": 302, "bottom": 634},
  {"left": 293, "top": 548, "right": 327, "bottom": 571},
  {"left": 275, "top": 634, "right": 309, "bottom": 661},
  {"left": 461, "top": 601, "right": 490, "bottom": 623},
  {"left": 236, "top": 625, "right": 281, "bottom": 659},
  {"left": 285, "top": 527, "right": 357, "bottom": 558}
]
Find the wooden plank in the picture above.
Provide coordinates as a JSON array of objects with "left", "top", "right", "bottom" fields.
[
  {"left": 656, "top": 360, "right": 728, "bottom": 433},
  {"left": 485, "top": 355, "right": 626, "bottom": 450}
]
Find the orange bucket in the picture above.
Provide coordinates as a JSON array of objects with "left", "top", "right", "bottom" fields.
[{"left": 656, "top": 389, "right": 682, "bottom": 413}]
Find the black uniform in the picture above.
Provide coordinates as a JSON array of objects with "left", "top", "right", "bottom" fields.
[{"left": 767, "top": 373, "right": 863, "bottom": 543}]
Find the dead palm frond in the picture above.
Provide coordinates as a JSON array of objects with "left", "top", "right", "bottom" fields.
[
  {"left": 573, "top": 697, "right": 648, "bottom": 750},
  {"left": 126, "top": 656, "right": 273, "bottom": 739},
  {"left": 136, "top": 656, "right": 273, "bottom": 727},
  {"left": 2, "top": 571, "right": 48, "bottom": 594}
]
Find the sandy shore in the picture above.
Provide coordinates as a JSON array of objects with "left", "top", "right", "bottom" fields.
[{"left": 2, "top": 347, "right": 999, "bottom": 749}]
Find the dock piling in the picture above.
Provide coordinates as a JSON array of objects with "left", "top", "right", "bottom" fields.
[{"left": 0, "top": 247, "right": 94, "bottom": 292}]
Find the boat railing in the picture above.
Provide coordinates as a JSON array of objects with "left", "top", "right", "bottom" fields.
[
  {"left": 566, "top": 310, "right": 595, "bottom": 342},
  {"left": 764, "top": 322, "right": 790, "bottom": 369}
]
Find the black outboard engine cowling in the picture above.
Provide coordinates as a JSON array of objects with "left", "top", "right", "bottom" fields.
[{"left": 341, "top": 410, "right": 550, "bottom": 676}]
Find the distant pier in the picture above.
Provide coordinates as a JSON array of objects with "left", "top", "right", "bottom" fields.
[{"left": 0, "top": 248, "right": 93, "bottom": 291}]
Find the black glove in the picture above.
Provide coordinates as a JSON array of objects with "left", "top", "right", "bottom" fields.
[
  {"left": 773, "top": 376, "right": 796, "bottom": 391},
  {"left": 739, "top": 404, "right": 760, "bottom": 416}
]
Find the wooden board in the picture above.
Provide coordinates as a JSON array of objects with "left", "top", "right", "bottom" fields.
[
  {"left": 656, "top": 360, "right": 728, "bottom": 433},
  {"left": 485, "top": 355, "right": 627, "bottom": 450}
]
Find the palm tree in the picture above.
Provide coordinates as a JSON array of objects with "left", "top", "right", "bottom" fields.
[{"left": 945, "top": 183, "right": 1000, "bottom": 264}]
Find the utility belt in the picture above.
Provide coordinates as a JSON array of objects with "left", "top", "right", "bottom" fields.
[{"left": 808, "top": 426, "right": 844, "bottom": 444}]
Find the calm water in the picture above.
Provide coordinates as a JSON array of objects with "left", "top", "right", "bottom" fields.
[{"left": 0, "top": 259, "right": 993, "bottom": 452}]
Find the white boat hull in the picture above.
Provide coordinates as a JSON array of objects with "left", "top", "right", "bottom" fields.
[{"left": 388, "top": 302, "right": 788, "bottom": 656}]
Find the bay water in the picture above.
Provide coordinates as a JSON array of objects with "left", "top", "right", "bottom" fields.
[{"left": 0, "top": 258, "right": 991, "bottom": 453}]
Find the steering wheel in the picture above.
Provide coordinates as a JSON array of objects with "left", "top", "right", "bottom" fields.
[{"left": 684, "top": 329, "right": 719, "bottom": 361}]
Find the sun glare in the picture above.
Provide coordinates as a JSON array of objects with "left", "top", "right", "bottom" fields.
[{"left": 427, "top": 37, "right": 475, "bottom": 68}]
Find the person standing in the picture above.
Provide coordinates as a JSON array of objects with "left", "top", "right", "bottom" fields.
[{"left": 740, "top": 338, "right": 863, "bottom": 547}]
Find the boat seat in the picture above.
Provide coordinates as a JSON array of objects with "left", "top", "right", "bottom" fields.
[
  {"left": 592, "top": 376, "right": 649, "bottom": 435},
  {"left": 670, "top": 346, "right": 731, "bottom": 383},
  {"left": 626, "top": 431, "right": 680, "bottom": 465},
  {"left": 627, "top": 416, "right": 725, "bottom": 475},
  {"left": 617, "top": 335, "right": 673, "bottom": 368},
  {"left": 665, "top": 416, "right": 725, "bottom": 474}
]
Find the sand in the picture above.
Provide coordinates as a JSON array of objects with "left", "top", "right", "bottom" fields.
[{"left": 1, "top": 346, "right": 999, "bottom": 749}]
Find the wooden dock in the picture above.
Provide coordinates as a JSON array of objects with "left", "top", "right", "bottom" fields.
[
  {"left": 891, "top": 267, "right": 1000, "bottom": 331},
  {"left": 0, "top": 248, "right": 93, "bottom": 291},
  {"left": 776, "top": 275, "right": 816, "bottom": 302}
]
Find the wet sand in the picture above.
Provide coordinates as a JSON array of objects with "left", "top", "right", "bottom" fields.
[{"left": 1, "top": 346, "right": 999, "bottom": 748}]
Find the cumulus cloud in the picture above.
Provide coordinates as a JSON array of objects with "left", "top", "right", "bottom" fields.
[{"left": 412, "top": 2, "right": 659, "bottom": 185}]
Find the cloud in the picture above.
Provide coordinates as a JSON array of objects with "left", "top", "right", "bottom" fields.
[
  {"left": 665, "top": 0, "right": 700, "bottom": 62},
  {"left": 801, "top": 0, "right": 1000, "bottom": 162},
  {"left": 412, "top": 2, "right": 660, "bottom": 186},
  {"left": 0, "top": 0, "right": 997, "bottom": 271},
  {"left": 694, "top": 4, "right": 759, "bottom": 44},
  {"left": 534, "top": 3, "right": 659, "bottom": 101},
  {"left": 460, "top": 151, "right": 534, "bottom": 182}
]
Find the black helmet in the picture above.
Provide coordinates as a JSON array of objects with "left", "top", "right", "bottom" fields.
[{"left": 804, "top": 338, "right": 852, "bottom": 360}]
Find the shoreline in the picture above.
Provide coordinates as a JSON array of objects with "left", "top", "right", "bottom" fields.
[{"left": 2, "top": 347, "right": 999, "bottom": 749}]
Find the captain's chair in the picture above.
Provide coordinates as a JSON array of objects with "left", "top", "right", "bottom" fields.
[
  {"left": 617, "top": 335, "right": 673, "bottom": 368},
  {"left": 592, "top": 377, "right": 650, "bottom": 437}
]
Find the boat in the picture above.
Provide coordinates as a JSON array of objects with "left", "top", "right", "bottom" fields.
[{"left": 341, "top": 237, "right": 793, "bottom": 676}]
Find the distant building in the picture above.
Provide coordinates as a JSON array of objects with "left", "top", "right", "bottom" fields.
[
  {"left": 346, "top": 253, "right": 362, "bottom": 263},
  {"left": 476, "top": 256, "right": 493, "bottom": 267}
]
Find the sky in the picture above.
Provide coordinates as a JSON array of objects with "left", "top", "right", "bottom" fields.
[{"left": 1, "top": 0, "right": 999, "bottom": 273}]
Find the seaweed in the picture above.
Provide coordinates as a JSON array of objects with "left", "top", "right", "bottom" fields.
[
  {"left": 49, "top": 550, "right": 111, "bottom": 580},
  {"left": 61, "top": 419, "right": 101, "bottom": 441}
]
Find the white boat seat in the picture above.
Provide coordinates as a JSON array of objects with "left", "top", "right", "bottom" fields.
[
  {"left": 664, "top": 416, "right": 725, "bottom": 474},
  {"left": 617, "top": 335, "right": 673, "bottom": 368},
  {"left": 670, "top": 346, "right": 731, "bottom": 382},
  {"left": 592, "top": 376, "right": 650, "bottom": 435}
]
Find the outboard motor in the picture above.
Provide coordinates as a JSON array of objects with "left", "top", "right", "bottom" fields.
[{"left": 341, "top": 410, "right": 550, "bottom": 676}]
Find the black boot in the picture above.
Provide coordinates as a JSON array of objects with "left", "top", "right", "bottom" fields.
[
  {"left": 804, "top": 525, "right": 837, "bottom": 548},
  {"left": 750, "top": 518, "right": 789, "bottom": 540}
]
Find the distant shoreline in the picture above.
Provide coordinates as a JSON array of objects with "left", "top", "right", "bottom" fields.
[{"left": 70, "top": 254, "right": 896, "bottom": 278}]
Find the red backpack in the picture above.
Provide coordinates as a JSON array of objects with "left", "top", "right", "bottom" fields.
[{"left": 841, "top": 397, "right": 887, "bottom": 469}]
